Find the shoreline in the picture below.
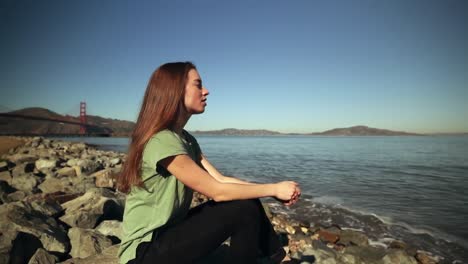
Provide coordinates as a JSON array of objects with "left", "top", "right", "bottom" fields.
[{"left": 0, "top": 136, "right": 448, "bottom": 263}]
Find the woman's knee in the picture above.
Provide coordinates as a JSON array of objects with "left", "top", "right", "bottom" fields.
[{"left": 227, "top": 199, "right": 262, "bottom": 217}]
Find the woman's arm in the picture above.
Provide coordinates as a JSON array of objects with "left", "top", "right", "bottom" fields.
[
  {"left": 160, "top": 154, "right": 298, "bottom": 202},
  {"left": 200, "top": 154, "right": 255, "bottom": 185}
]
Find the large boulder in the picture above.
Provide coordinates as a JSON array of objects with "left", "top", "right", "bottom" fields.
[
  {"left": 59, "top": 188, "right": 124, "bottom": 229},
  {"left": 338, "top": 229, "right": 369, "bottom": 247},
  {"left": 38, "top": 178, "right": 74, "bottom": 194},
  {"left": 382, "top": 249, "right": 418, "bottom": 264},
  {"left": 27, "top": 248, "right": 59, "bottom": 264},
  {"left": 60, "top": 244, "right": 119, "bottom": 264},
  {"left": 67, "top": 227, "right": 113, "bottom": 259},
  {"left": 0, "top": 202, "right": 70, "bottom": 263},
  {"left": 95, "top": 220, "right": 123, "bottom": 240}
]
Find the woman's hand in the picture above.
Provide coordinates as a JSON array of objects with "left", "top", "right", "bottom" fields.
[{"left": 274, "top": 181, "right": 300, "bottom": 206}]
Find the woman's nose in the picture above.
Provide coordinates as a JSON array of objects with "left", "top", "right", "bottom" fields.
[{"left": 203, "top": 87, "right": 209, "bottom": 95}]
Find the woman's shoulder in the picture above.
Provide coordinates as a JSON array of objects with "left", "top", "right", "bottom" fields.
[{"left": 144, "top": 130, "right": 184, "bottom": 151}]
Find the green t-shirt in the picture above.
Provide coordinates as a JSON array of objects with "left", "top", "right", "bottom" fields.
[{"left": 118, "top": 129, "right": 201, "bottom": 264}]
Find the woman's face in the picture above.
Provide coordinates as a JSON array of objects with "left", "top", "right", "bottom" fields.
[{"left": 184, "top": 69, "right": 209, "bottom": 114}]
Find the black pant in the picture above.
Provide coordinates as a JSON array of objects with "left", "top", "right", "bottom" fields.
[{"left": 128, "top": 199, "right": 283, "bottom": 264}]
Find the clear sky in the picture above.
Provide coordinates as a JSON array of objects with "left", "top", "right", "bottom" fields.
[{"left": 1, "top": 0, "right": 467, "bottom": 133}]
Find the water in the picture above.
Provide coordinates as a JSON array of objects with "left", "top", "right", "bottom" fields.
[{"left": 52, "top": 135, "right": 468, "bottom": 263}]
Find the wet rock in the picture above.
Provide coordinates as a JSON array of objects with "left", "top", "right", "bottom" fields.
[
  {"left": 0, "top": 202, "right": 70, "bottom": 258},
  {"left": 382, "top": 249, "right": 417, "bottom": 264},
  {"left": 95, "top": 220, "right": 123, "bottom": 240},
  {"left": 415, "top": 252, "right": 438, "bottom": 264},
  {"left": 302, "top": 241, "right": 336, "bottom": 263},
  {"left": 337, "top": 253, "right": 358, "bottom": 264},
  {"left": 60, "top": 188, "right": 124, "bottom": 228},
  {"left": 338, "top": 229, "right": 369, "bottom": 247},
  {"left": 389, "top": 240, "right": 407, "bottom": 249},
  {"left": 344, "top": 245, "right": 387, "bottom": 263},
  {"left": 27, "top": 248, "right": 59, "bottom": 264},
  {"left": 68, "top": 227, "right": 113, "bottom": 259},
  {"left": 317, "top": 230, "right": 339, "bottom": 244}
]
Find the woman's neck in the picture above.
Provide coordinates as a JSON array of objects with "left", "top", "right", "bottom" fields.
[{"left": 173, "top": 112, "right": 191, "bottom": 136}]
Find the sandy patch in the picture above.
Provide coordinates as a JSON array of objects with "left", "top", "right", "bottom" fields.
[{"left": 0, "top": 136, "right": 26, "bottom": 156}]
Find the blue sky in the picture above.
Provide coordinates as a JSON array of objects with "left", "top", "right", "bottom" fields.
[{"left": 1, "top": 0, "right": 467, "bottom": 133}]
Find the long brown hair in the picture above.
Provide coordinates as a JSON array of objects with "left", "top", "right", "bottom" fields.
[{"left": 118, "top": 62, "right": 196, "bottom": 193}]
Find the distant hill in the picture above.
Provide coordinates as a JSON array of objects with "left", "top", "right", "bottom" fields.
[
  {"left": 309, "top": 125, "right": 422, "bottom": 136},
  {"left": 191, "top": 126, "right": 421, "bottom": 136},
  {"left": 1, "top": 107, "right": 449, "bottom": 137},
  {"left": 191, "top": 128, "right": 282, "bottom": 136},
  {"left": 0, "top": 107, "right": 135, "bottom": 136}
]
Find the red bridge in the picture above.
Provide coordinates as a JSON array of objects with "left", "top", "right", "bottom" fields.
[{"left": 0, "top": 102, "right": 111, "bottom": 137}]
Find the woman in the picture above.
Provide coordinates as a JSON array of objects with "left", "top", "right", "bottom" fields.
[{"left": 118, "top": 62, "right": 301, "bottom": 264}]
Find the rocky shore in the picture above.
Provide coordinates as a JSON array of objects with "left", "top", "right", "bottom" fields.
[{"left": 0, "top": 137, "right": 440, "bottom": 264}]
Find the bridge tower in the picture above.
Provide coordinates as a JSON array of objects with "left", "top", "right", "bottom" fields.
[{"left": 79, "top": 102, "right": 87, "bottom": 135}]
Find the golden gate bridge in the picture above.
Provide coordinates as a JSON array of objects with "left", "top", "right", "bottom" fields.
[{"left": 0, "top": 102, "right": 111, "bottom": 137}]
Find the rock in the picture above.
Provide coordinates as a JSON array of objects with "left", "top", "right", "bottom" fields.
[
  {"left": 30, "top": 137, "right": 42, "bottom": 148},
  {"left": 38, "top": 178, "right": 73, "bottom": 194},
  {"left": 66, "top": 159, "right": 80, "bottom": 167},
  {"left": 389, "top": 240, "right": 407, "bottom": 249},
  {"left": 7, "top": 191, "right": 27, "bottom": 202},
  {"left": 8, "top": 154, "right": 37, "bottom": 164},
  {"left": 0, "top": 202, "right": 70, "bottom": 260},
  {"left": 60, "top": 244, "right": 119, "bottom": 264},
  {"left": 0, "top": 161, "right": 9, "bottom": 172},
  {"left": 76, "top": 159, "right": 101, "bottom": 174},
  {"left": 92, "top": 169, "right": 117, "bottom": 189},
  {"left": 286, "top": 225, "right": 296, "bottom": 235},
  {"left": 68, "top": 227, "right": 113, "bottom": 259},
  {"left": 338, "top": 229, "right": 369, "bottom": 247},
  {"left": 11, "top": 162, "right": 36, "bottom": 177},
  {"left": 415, "top": 252, "right": 438, "bottom": 264},
  {"left": 337, "top": 253, "right": 358, "bottom": 264},
  {"left": 0, "top": 170, "right": 12, "bottom": 184},
  {"left": 344, "top": 245, "right": 387, "bottom": 263},
  {"left": 0, "top": 180, "right": 16, "bottom": 203},
  {"left": 70, "top": 143, "right": 87, "bottom": 153},
  {"left": 27, "top": 248, "right": 59, "bottom": 264},
  {"left": 56, "top": 167, "right": 77, "bottom": 178},
  {"left": 60, "top": 188, "right": 124, "bottom": 228},
  {"left": 10, "top": 174, "right": 40, "bottom": 193},
  {"left": 95, "top": 220, "right": 123, "bottom": 240},
  {"left": 382, "top": 249, "right": 417, "bottom": 264},
  {"left": 35, "top": 159, "right": 58, "bottom": 172},
  {"left": 317, "top": 230, "right": 339, "bottom": 244},
  {"left": 109, "top": 158, "right": 121, "bottom": 166},
  {"left": 302, "top": 241, "right": 336, "bottom": 263},
  {"left": 28, "top": 199, "right": 63, "bottom": 218}
]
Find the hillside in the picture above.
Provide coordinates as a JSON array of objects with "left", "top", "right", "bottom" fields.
[
  {"left": 0, "top": 107, "right": 134, "bottom": 136},
  {"left": 310, "top": 125, "right": 422, "bottom": 136}
]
